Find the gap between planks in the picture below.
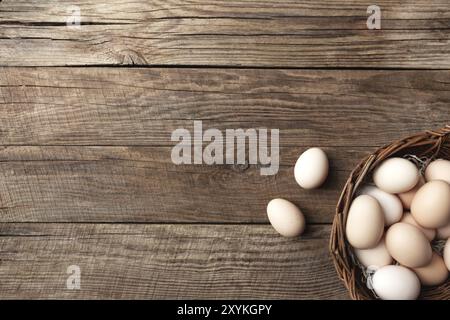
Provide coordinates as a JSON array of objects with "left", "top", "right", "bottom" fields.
[{"left": 2, "top": 65, "right": 450, "bottom": 71}]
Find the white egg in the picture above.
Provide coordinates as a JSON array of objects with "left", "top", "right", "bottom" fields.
[
  {"left": 437, "top": 220, "right": 450, "bottom": 240},
  {"left": 354, "top": 236, "right": 393, "bottom": 269},
  {"left": 267, "top": 198, "right": 305, "bottom": 237},
  {"left": 294, "top": 148, "right": 329, "bottom": 189},
  {"left": 410, "top": 180, "right": 450, "bottom": 229},
  {"left": 385, "top": 222, "right": 432, "bottom": 268},
  {"left": 445, "top": 239, "right": 450, "bottom": 272},
  {"left": 360, "top": 185, "right": 403, "bottom": 226},
  {"left": 425, "top": 159, "right": 450, "bottom": 184},
  {"left": 345, "top": 195, "right": 384, "bottom": 249},
  {"left": 372, "top": 265, "right": 421, "bottom": 300},
  {"left": 373, "top": 158, "right": 420, "bottom": 194}
]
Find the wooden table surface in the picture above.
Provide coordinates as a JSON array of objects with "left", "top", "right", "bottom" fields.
[{"left": 0, "top": 0, "right": 449, "bottom": 299}]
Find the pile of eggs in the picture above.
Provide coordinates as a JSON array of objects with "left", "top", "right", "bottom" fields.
[
  {"left": 346, "top": 158, "right": 450, "bottom": 300},
  {"left": 265, "top": 147, "right": 450, "bottom": 300}
]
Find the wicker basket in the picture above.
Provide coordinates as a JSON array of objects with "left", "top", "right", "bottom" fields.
[{"left": 330, "top": 125, "right": 450, "bottom": 300}]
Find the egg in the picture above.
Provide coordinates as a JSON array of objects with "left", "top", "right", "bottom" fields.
[
  {"left": 372, "top": 265, "right": 421, "bottom": 300},
  {"left": 397, "top": 177, "right": 424, "bottom": 210},
  {"left": 412, "top": 252, "right": 449, "bottom": 286},
  {"left": 294, "top": 147, "right": 329, "bottom": 189},
  {"left": 345, "top": 195, "right": 384, "bottom": 249},
  {"left": 400, "top": 212, "right": 436, "bottom": 241},
  {"left": 354, "top": 236, "right": 393, "bottom": 269},
  {"left": 373, "top": 158, "right": 420, "bottom": 194},
  {"left": 437, "top": 221, "right": 450, "bottom": 240},
  {"left": 425, "top": 159, "right": 450, "bottom": 184},
  {"left": 411, "top": 180, "right": 450, "bottom": 229},
  {"left": 267, "top": 198, "right": 305, "bottom": 237},
  {"left": 360, "top": 186, "right": 403, "bottom": 226},
  {"left": 385, "top": 222, "right": 432, "bottom": 268},
  {"left": 445, "top": 239, "right": 450, "bottom": 272}
]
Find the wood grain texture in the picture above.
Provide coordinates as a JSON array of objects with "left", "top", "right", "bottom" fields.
[
  {"left": 0, "top": 145, "right": 366, "bottom": 223},
  {"left": 1, "top": 1, "right": 448, "bottom": 300},
  {"left": 0, "top": 67, "right": 448, "bottom": 223},
  {"left": 1, "top": 1, "right": 450, "bottom": 67},
  {"left": 0, "top": 67, "right": 448, "bottom": 146},
  {"left": 0, "top": 223, "right": 348, "bottom": 299}
]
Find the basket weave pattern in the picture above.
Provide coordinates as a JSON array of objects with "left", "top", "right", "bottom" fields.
[{"left": 330, "top": 126, "right": 450, "bottom": 300}]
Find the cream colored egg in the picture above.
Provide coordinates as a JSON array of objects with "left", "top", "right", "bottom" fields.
[
  {"left": 360, "top": 186, "right": 403, "bottom": 226},
  {"left": 400, "top": 212, "right": 436, "bottom": 241},
  {"left": 444, "top": 239, "right": 450, "bottom": 271},
  {"left": 354, "top": 236, "right": 393, "bottom": 269},
  {"left": 411, "top": 180, "right": 450, "bottom": 229},
  {"left": 412, "top": 252, "right": 449, "bottom": 286},
  {"left": 437, "top": 221, "right": 450, "bottom": 240},
  {"left": 385, "top": 222, "right": 432, "bottom": 268},
  {"left": 372, "top": 265, "right": 421, "bottom": 300},
  {"left": 397, "top": 177, "right": 424, "bottom": 210},
  {"left": 373, "top": 158, "right": 420, "bottom": 194},
  {"left": 267, "top": 198, "right": 305, "bottom": 237},
  {"left": 294, "top": 148, "right": 329, "bottom": 189},
  {"left": 425, "top": 159, "right": 450, "bottom": 184},
  {"left": 345, "top": 195, "right": 384, "bottom": 249}
]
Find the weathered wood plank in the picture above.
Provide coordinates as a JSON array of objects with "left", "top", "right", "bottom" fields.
[
  {"left": 0, "top": 223, "right": 348, "bottom": 299},
  {"left": 3, "top": 0, "right": 450, "bottom": 25},
  {"left": 0, "top": 145, "right": 367, "bottom": 223},
  {"left": 0, "top": 1, "right": 450, "bottom": 67},
  {"left": 0, "top": 67, "right": 448, "bottom": 146}
]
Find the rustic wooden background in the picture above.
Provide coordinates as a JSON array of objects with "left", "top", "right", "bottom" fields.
[{"left": 0, "top": 0, "right": 449, "bottom": 299}]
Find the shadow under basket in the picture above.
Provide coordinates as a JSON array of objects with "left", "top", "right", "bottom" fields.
[{"left": 330, "top": 125, "right": 450, "bottom": 300}]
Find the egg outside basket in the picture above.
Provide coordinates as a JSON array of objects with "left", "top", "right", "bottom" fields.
[{"left": 330, "top": 125, "right": 450, "bottom": 300}]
